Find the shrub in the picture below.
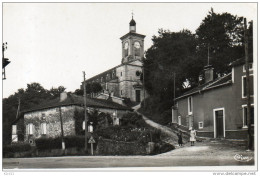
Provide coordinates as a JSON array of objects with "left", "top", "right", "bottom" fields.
[
  {"left": 121, "top": 112, "right": 147, "bottom": 127},
  {"left": 3, "top": 143, "right": 31, "bottom": 153},
  {"left": 35, "top": 137, "right": 62, "bottom": 150},
  {"left": 152, "top": 142, "right": 175, "bottom": 155},
  {"left": 64, "top": 135, "right": 85, "bottom": 148}
]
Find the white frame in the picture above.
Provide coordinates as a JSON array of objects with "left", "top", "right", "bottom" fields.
[
  {"left": 188, "top": 96, "right": 193, "bottom": 115},
  {"left": 12, "top": 125, "right": 17, "bottom": 135},
  {"left": 242, "top": 74, "right": 254, "bottom": 98},
  {"left": 198, "top": 122, "right": 204, "bottom": 129},
  {"left": 213, "top": 108, "right": 225, "bottom": 138},
  {"left": 242, "top": 104, "right": 254, "bottom": 128}
]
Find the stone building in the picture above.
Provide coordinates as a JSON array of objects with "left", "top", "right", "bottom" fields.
[
  {"left": 81, "top": 17, "right": 146, "bottom": 103},
  {"left": 11, "top": 92, "right": 132, "bottom": 144}
]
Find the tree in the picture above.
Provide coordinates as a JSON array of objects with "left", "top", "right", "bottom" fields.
[
  {"left": 196, "top": 8, "right": 245, "bottom": 76},
  {"left": 3, "top": 83, "right": 66, "bottom": 145},
  {"left": 48, "top": 86, "right": 66, "bottom": 98},
  {"left": 143, "top": 29, "right": 200, "bottom": 112}
]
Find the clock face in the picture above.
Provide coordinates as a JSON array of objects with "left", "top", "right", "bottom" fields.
[
  {"left": 124, "top": 42, "right": 129, "bottom": 49},
  {"left": 134, "top": 41, "right": 140, "bottom": 49}
]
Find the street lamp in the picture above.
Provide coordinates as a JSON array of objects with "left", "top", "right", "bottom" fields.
[{"left": 2, "top": 42, "right": 10, "bottom": 80}]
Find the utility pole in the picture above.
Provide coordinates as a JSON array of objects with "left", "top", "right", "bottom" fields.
[
  {"left": 142, "top": 66, "right": 145, "bottom": 108},
  {"left": 83, "top": 71, "right": 88, "bottom": 153},
  {"left": 15, "top": 98, "right": 21, "bottom": 119},
  {"left": 244, "top": 18, "right": 252, "bottom": 150},
  {"left": 173, "top": 72, "right": 176, "bottom": 105},
  {"left": 59, "top": 106, "right": 65, "bottom": 151}
]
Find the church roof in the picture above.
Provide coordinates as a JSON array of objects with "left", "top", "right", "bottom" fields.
[{"left": 84, "top": 58, "right": 143, "bottom": 82}]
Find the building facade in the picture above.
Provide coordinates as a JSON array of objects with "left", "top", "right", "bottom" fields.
[
  {"left": 172, "top": 58, "right": 254, "bottom": 139},
  {"left": 11, "top": 93, "right": 132, "bottom": 144},
  {"left": 81, "top": 17, "right": 146, "bottom": 103}
]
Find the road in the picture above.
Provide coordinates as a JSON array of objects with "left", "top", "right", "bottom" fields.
[{"left": 3, "top": 154, "right": 254, "bottom": 169}]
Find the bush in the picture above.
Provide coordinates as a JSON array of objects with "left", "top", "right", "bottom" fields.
[
  {"left": 152, "top": 142, "right": 175, "bottom": 155},
  {"left": 121, "top": 112, "right": 148, "bottom": 127},
  {"left": 64, "top": 135, "right": 85, "bottom": 148},
  {"left": 3, "top": 143, "right": 31, "bottom": 153},
  {"left": 35, "top": 137, "right": 62, "bottom": 150}
]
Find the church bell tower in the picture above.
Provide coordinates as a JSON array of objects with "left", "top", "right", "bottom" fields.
[{"left": 120, "top": 15, "right": 145, "bottom": 64}]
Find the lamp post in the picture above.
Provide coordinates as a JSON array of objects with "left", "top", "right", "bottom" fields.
[{"left": 2, "top": 42, "right": 10, "bottom": 80}]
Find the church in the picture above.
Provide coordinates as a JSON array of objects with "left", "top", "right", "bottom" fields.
[{"left": 81, "top": 17, "right": 146, "bottom": 103}]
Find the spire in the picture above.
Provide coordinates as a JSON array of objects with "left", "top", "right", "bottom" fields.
[{"left": 129, "top": 11, "right": 136, "bottom": 32}]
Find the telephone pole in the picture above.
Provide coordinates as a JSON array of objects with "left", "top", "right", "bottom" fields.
[
  {"left": 142, "top": 66, "right": 145, "bottom": 108},
  {"left": 244, "top": 18, "right": 252, "bottom": 150},
  {"left": 83, "top": 71, "right": 88, "bottom": 153}
]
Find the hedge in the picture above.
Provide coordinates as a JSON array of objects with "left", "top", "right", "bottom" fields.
[
  {"left": 3, "top": 143, "right": 31, "bottom": 153},
  {"left": 35, "top": 135, "right": 98, "bottom": 150}
]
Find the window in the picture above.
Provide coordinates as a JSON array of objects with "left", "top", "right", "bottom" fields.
[
  {"left": 198, "top": 122, "right": 204, "bottom": 129},
  {"left": 121, "top": 90, "right": 123, "bottom": 96},
  {"left": 242, "top": 75, "right": 254, "bottom": 98},
  {"left": 12, "top": 125, "right": 17, "bottom": 135},
  {"left": 121, "top": 72, "right": 122, "bottom": 77},
  {"left": 178, "top": 116, "right": 181, "bottom": 125},
  {"left": 41, "top": 123, "right": 47, "bottom": 135},
  {"left": 101, "top": 77, "right": 103, "bottom": 82},
  {"left": 243, "top": 63, "right": 253, "bottom": 72},
  {"left": 188, "top": 97, "right": 193, "bottom": 115},
  {"left": 82, "top": 121, "right": 85, "bottom": 130},
  {"left": 27, "top": 123, "right": 34, "bottom": 135},
  {"left": 242, "top": 105, "right": 254, "bottom": 128}
]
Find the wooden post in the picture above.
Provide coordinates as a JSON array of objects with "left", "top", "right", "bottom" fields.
[
  {"left": 83, "top": 71, "right": 88, "bottom": 153},
  {"left": 244, "top": 18, "right": 252, "bottom": 150},
  {"left": 142, "top": 66, "right": 145, "bottom": 108},
  {"left": 59, "top": 107, "right": 65, "bottom": 150}
]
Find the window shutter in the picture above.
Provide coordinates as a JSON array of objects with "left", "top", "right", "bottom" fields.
[{"left": 26, "top": 124, "right": 29, "bottom": 135}]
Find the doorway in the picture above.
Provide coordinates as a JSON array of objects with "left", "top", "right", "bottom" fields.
[
  {"left": 214, "top": 108, "right": 225, "bottom": 138},
  {"left": 135, "top": 90, "right": 141, "bottom": 102}
]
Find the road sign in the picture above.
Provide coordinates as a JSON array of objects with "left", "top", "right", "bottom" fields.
[{"left": 88, "top": 136, "right": 96, "bottom": 143}]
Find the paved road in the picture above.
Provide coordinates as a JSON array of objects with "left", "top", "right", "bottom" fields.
[{"left": 3, "top": 154, "right": 254, "bottom": 169}]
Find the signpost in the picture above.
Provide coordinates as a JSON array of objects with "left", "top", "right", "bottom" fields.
[{"left": 88, "top": 136, "right": 96, "bottom": 155}]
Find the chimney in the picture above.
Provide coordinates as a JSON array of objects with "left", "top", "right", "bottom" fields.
[
  {"left": 204, "top": 65, "right": 214, "bottom": 83},
  {"left": 60, "top": 92, "right": 67, "bottom": 102}
]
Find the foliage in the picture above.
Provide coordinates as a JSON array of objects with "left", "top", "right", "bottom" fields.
[
  {"left": 74, "top": 108, "right": 112, "bottom": 135},
  {"left": 86, "top": 82, "right": 103, "bottom": 94},
  {"left": 35, "top": 137, "right": 62, "bottom": 150},
  {"left": 3, "top": 83, "right": 66, "bottom": 145},
  {"left": 3, "top": 143, "right": 32, "bottom": 153},
  {"left": 97, "top": 138, "right": 147, "bottom": 155},
  {"left": 121, "top": 112, "right": 148, "bottom": 127},
  {"left": 196, "top": 8, "right": 247, "bottom": 76},
  {"left": 142, "top": 8, "right": 253, "bottom": 119},
  {"left": 151, "top": 141, "right": 175, "bottom": 155}
]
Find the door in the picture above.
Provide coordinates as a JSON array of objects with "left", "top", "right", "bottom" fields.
[
  {"left": 136, "top": 90, "right": 141, "bottom": 102},
  {"left": 215, "top": 110, "right": 224, "bottom": 138}
]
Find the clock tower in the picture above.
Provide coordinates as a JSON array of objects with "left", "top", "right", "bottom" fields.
[{"left": 120, "top": 16, "right": 145, "bottom": 64}]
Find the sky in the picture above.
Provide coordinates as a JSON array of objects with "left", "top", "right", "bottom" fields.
[{"left": 2, "top": 3, "right": 257, "bottom": 98}]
